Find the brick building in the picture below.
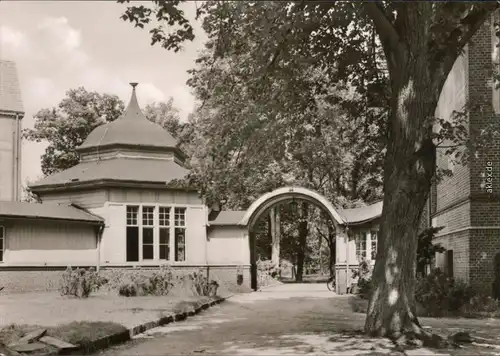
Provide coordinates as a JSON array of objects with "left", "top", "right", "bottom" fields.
[{"left": 432, "top": 12, "right": 500, "bottom": 294}]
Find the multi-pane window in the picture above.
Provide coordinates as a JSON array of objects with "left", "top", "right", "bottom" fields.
[
  {"left": 174, "top": 208, "right": 186, "bottom": 262},
  {"left": 126, "top": 206, "right": 139, "bottom": 262},
  {"left": 0, "top": 226, "right": 4, "bottom": 262},
  {"left": 371, "top": 231, "right": 378, "bottom": 260},
  {"left": 125, "top": 205, "right": 188, "bottom": 263},
  {"left": 159, "top": 207, "right": 170, "bottom": 260},
  {"left": 142, "top": 206, "right": 155, "bottom": 260},
  {"left": 355, "top": 232, "right": 367, "bottom": 261},
  {"left": 127, "top": 206, "right": 139, "bottom": 226}
]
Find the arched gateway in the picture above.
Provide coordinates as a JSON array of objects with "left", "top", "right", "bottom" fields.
[{"left": 237, "top": 187, "right": 347, "bottom": 290}]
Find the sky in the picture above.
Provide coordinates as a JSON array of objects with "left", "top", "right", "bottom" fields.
[{"left": 0, "top": 0, "right": 207, "bottom": 184}]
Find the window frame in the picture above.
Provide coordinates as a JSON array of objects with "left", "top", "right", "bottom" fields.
[
  {"left": 370, "top": 230, "right": 378, "bottom": 260},
  {"left": 174, "top": 207, "right": 186, "bottom": 262},
  {"left": 125, "top": 204, "right": 188, "bottom": 264},
  {"left": 355, "top": 232, "right": 367, "bottom": 261},
  {"left": 0, "top": 225, "right": 4, "bottom": 263}
]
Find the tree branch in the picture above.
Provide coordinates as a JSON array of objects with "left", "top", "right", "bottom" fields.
[{"left": 363, "top": 2, "right": 399, "bottom": 53}]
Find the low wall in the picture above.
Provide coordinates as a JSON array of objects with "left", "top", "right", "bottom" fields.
[{"left": 0, "top": 265, "right": 252, "bottom": 294}]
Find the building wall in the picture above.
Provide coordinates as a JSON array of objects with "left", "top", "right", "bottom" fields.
[
  {"left": 207, "top": 226, "right": 250, "bottom": 265},
  {"left": 432, "top": 13, "right": 500, "bottom": 296},
  {"left": 94, "top": 201, "right": 208, "bottom": 266},
  {"left": 39, "top": 188, "right": 108, "bottom": 209},
  {"left": 0, "top": 115, "right": 22, "bottom": 202},
  {"left": 1, "top": 219, "right": 97, "bottom": 266},
  {"left": 108, "top": 188, "right": 202, "bottom": 206}
]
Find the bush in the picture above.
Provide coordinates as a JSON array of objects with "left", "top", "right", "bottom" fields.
[
  {"left": 60, "top": 267, "right": 107, "bottom": 298},
  {"left": 415, "top": 268, "right": 476, "bottom": 316},
  {"left": 117, "top": 265, "right": 176, "bottom": 297},
  {"left": 353, "top": 258, "right": 374, "bottom": 299},
  {"left": 189, "top": 269, "right": 219, "bottom": 296}
]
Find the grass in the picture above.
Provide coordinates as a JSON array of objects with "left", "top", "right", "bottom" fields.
[{"left": 0, "top": 321, "right": 127, "bottom": 355}]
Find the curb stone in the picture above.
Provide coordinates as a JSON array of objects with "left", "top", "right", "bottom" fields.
[{"left": 65, "top": 295, "right": 230, "bottom": 355}]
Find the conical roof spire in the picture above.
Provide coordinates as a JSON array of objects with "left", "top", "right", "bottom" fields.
[
  {"left": 123, "top": 82, "right": 141, "bottom": 119},
  {"left": 77, "top": 81, "right": 179, "bottom": 153}
]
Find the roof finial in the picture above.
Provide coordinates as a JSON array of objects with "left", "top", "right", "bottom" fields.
[{"left": 130, "top": 82, "right": 138, "bottom": 89}]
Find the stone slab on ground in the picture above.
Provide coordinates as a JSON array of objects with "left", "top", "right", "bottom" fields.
[
  {"left": 9, "top": 342, "right": 47, "bottom": 353},
  {"left": 405, "top": 349, "right": 450, "bottom": 356},
  {"left": 39, "top": 336, "right": 77, "bottom": 350},
  {"left": 15, "top": 329, "right": 46, "bottom": 344}
]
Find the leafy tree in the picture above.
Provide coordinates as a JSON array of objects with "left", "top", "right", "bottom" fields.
[
  {"left": 23, "top": 87, "right": 125, "bottom": 176},
  {"left": 417, "top": 227, "right": 446, "bottom": 277},
  {"left": 119, "top": 0, "right": 499, "bottom": 340}
]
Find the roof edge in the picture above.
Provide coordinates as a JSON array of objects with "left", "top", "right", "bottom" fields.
[{"left": 30, "top": 178, "right": 198, "bottom": 193}]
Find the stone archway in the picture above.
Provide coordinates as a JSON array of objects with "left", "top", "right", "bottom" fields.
[{"left": 238, "top": 187, "right": 346, "bottom": 290}]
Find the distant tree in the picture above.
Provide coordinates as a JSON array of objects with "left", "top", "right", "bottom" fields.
[{"left": 23, "top": 87, "right": 125, "bottom": 176}]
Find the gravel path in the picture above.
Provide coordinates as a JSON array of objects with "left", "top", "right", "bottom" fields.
[{"left": 99, "top": 284, "right": 500, "bottom": 356}]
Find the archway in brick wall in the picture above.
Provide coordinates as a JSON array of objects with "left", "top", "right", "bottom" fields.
[{"left": 238, "top": 187, "right": 346, "bottom": 290}]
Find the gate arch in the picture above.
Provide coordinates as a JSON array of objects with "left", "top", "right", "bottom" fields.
[{"left": 238, "top": 186, "right": 346, "bottom": 290}]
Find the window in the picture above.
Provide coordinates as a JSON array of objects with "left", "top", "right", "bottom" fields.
[
  {"left": 446, "top": 250, "right": 454, "bottom": 278},
  {"left": 174, "top": 208, "right": 186, "bottom": 262},
  {"left": 355, "top": 232, "right": 367, "bottom": 261},
  {"left": 0, "top": 226, "right": 4, "bottom": 262},
  {"left": 126, "top": 206, "right": 139, "bottom": 262},
  {"left": 142, "top": 206, "right": 155, "bottom": 260},
  {"left": 125, "top": 205, "right": 187, "bottom": 263},
  {"left": 159, "top": 207, "right": 170, "bottom": 260},
  {"left": 371, "top": 231, "right": 378, "bottom": 260}
]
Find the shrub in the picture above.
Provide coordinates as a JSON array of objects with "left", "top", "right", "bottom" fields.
[
  {"left": 460, "top": 295, "right": 500, "bottom": 317},
  {"left": 117, "top": 265, "right": 176, "bottom": 297},
  {"left": 415, "top": 268, "right": 476, "bottom": 316},
  {"left": 189, "top": 269, "right": 219, "bottom": 296},
  {"left": 353, "top": 258, "right": 374, "bottom": 299},
  {"left": 60, "top": 266, "right": 107, "bottom": 298}
]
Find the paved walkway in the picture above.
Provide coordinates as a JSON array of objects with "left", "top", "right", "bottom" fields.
[{"left": 99, "top": 284, "right": 500, "bottom": 356}]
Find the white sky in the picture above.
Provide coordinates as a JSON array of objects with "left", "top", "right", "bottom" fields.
[{"left": 0, "top": 1, "right": 207, "bottom": 184}]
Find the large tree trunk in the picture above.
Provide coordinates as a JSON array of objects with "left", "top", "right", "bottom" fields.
[
  {"left": 295, "top": 202, "right": 309, "bottom": 282},
  {"left": 364, "top": 4, "right": 440, "bottom": 339}
]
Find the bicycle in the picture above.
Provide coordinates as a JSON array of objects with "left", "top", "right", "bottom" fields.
[{"left": 326, "top": 274, "right": 336, "bottom": 292}]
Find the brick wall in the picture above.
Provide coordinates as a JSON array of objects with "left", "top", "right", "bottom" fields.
[
  {"left": 434, "top": 230, "right": 470, "bottom": 283},
  {"left": 432, "top": 13, "right": 500, "bottom": 296},
  {"left": 468, "top": 13, "right": 500, "bottom": 210},
  {"left": 469, "top": 228, "right": 500, "bottom": 295}
]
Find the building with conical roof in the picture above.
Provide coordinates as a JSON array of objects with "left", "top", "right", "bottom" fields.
[{"left": 0, "top": 83, "right": 383, "bottom": 295}]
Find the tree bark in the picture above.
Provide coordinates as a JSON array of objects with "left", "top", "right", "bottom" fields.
[
  {"left": 327, "top": 222, "right": 336, "bottom": 277},
  {"left": 364, "top": 4, "right": 441, "bottom": 339},
  {"left": 295, "top": 202, "right": 309, "bottom": 282}
]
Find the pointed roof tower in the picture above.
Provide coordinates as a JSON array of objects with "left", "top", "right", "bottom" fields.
[
  {"left": 77, "top": 83, "right": 179, "bottom": 152},
  {"left": 29, "top": 83, "right": 191, "bottom": 193}
]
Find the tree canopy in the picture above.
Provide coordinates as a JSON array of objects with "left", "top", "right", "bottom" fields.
[{"left": 118, "top": 0, "right": 499, "bottom": 341}]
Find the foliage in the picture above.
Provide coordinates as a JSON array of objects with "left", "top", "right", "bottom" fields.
[
  {"left": 23, "top": 87, "right": 125, "bottom": 176},
  {"left": 417, "top": 227, "right": 446, "bottom": 276},
  {"left": 188, "top": 269, "right": 219, "bottom": 297},
  {"left": 353, "top": 258, "right": 374, "bottom": 300},
  {"left": 117, "top": 265, "right": 176, "bottom": 297},
  {"left": 119, "top": 0, "right": 500, "bottom": 334},
  {"left": 415, "top": 269, "right": 476, "bottom": 317},
  {"left": 460, "top": 295, "right": 500, "bottom": 318},
  {"left": 59, "top": 267, "right": 107, "bottom": 298}
]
